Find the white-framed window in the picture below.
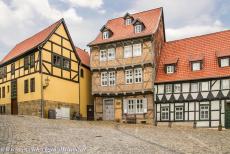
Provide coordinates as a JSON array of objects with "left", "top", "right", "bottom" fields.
[
  {"left": 100, "top": 50, "right": 107, "bottom": 61},
  {"left": 201, "top": 82, "right": 209, "bottom": 91},
  {"left": 222, "top": 79, "right": 230, "bottom": 90},
  {"left": 125, "top": 98, "right": 147, "bottom": 114},
  {"left": 175, "top": 107, "right": 183, "bottom": 120},
  {"left": 108, "top": 48, "right": 115, "bottom": 60},
  {"left": 192, "top": 61, "right": 201, "bottom": 71},
  {"left": 174, "top": 84, "right": 181, "bottom": 93},
  {"left": 134, "top": 24, "right": 142, "bottom": 33},
  {"left": 161, "top": 107, "right": 169, "bottom": 120},
  {"left": 165, "top": 84, "right": 172, "bottom": 93},
  {"left": 109, "top": 71, "right": 115, "bottom": 86},
  {"left": 220, "top": 57, "right": 229, "bottom": 67},
  {"left": 103, "top": 31, "right": 109, "bottom": 39},
  {"left": 200, "top": 105, "right": 209, "bottom": 120},
  {"left": 166, "top": 65, "right": 174, "bottom": 74},
  {"left": 125, "top": 18, "right": 132, "bottom": 25},
  {"left": 133, "top": 43, "right": 142, "bottom": 57},
  {"left": 134, "top": 68, "right": 142, "bottom": 83},
  {"left": 125, "top": 69, "right": 133, "bottom": 84},
  {"left": 124, "top": 45, "right": 132, "bottom": 58},
  {"left": 191, "top": 83, "right": 199, "bottom": 92},
  {"left": 101, "top": 72, "right": 108, "bottom": 86}
]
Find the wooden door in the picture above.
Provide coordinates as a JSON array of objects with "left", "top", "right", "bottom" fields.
[
  {"left": 103, "top": 99, "right": 114, "bottom": 120},
  {"left": 225, "top": 102, "right": 230, "bottom": 129},
  {"left": 87, "top": 105, "right": 94, "bottom": 120},
  {"left": 11, "top": 80, "right": 18, "bottom": 115}
]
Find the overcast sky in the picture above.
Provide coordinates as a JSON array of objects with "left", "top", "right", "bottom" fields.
[{"left": 0, "top": 0, "right": 229, "bottom": 58}]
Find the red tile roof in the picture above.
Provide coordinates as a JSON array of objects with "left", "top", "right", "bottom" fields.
[
  {"left": 0, "top": 19, "right": 62, "bottom": 65},
  {"left": 156, "top": 30, "right": 230, "bottom": 83},
  {"left": 75, "top": 47, "right": 90, "bottom": 67},
  {"left": 88, "top": 8, "right": 162, "bottom": 46}
]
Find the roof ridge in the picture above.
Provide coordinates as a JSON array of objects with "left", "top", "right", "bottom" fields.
[
  {"left": 166, "top": 29, "right": 230, "bottom": 44},
  {"left": 107, "top": 7, "right": 162, "bottom": 22}
]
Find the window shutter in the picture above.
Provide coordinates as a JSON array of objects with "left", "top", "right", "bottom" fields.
[
  {"left": 123, "top": 99, "right": 128, "bottom": 114},
  {"left": 143, "top": 98, "right": 147, "bottom": 113}
]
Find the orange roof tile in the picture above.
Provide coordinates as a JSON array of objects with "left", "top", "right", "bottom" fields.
[
  {"left": 75, "top": 47, "right": 90, "bottom": 67},
  {"left": 89, "top": 8, "right": 162, "bottom": 46},
  {"left": 156, "top": 30, "right": 230, "bottom": 83},
  {"left": 0, "top": 19, "right": 62, "bottom": 65}
]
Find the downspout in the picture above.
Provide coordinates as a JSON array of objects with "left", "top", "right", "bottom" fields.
[{"left": 38, "top": 45, "right": 44, "bottom": 118}]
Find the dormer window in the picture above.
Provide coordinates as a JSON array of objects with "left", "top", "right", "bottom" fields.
[
  {"left": 125, "top": 18, "right": 132, "bottom": 25},
  {"left": 134, "top": 24, "right": 142, "bottom": 33},
  {"left": 166, "top": 65, "right": 175, "bottom": 74},
  {"left": 103, "top": 31, "right": 109, "bottom": 39},
  {"left": 220, "top": 57, "right": 230, "bottom": 67},
  {"left": 191, "top": 61, "right": 202, "bottom": 71}
]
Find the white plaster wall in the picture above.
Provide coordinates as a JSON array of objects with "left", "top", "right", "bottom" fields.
[
  {"left": 182, "top": 83, "right": 190, "bottom": 92},
  {"left": 211, "top": 80, "right": 220, "bottom": 90},
  {"left": 158, "top": 85, "right": 164, "bottom": 94}
]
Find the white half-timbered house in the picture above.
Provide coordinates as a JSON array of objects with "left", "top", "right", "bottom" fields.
[{"left": 154, "top": 30, "right": 230, "bottom": 128}]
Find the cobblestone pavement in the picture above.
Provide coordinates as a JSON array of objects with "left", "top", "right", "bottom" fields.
[{"left": 0, "top": 115, "right": 230, "bottom": 154}]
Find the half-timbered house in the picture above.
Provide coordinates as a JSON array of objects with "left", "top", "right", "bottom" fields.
[
  {"left": 0, "top": 19, "right": 83, "bottom": 119},
  {"left": 88, "top": 8, "right": 165, "bottom": 123},
  {"left": 154, "top": 30, "right": 230, "bottom": 128}
]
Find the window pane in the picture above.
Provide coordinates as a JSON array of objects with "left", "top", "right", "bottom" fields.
[
  {"left": 124, "top": 45, "right": 132, "bottom": 58},
  {"left": 109, "top": 71, "right": 115, "bottom": 86},
  {"left": 165, "top": 84, "right": 172, "bottom": 93},
  {"left": 100, "top": 50, "right": 107, "bottom": 61},
  {"left": 125, "top": 69, "right": 133, "bottom": 84},
  {"left": 220, "top": 58, "right": 229, "bottom": 67},
  {"left": 101, "top": 72, "right": 108, "bottom": 86},
  {"left": 103, "top": 31, "right": 109, "bottom": 39},
  {"left": 108, "top": 48, "right": 115, "bottom": 60},
  {"left": 134, "top": 68, "right": 142, "bottom": 83},
  {"left": 135, "top": 25, "right": 142, "bottom": 33},
  {"left": 191, "top": 83, "right": 199, "bottom": 92},
  {"left": 133, "top": 44, "right": 142, "bottom": 56},
  {"left": 200, "top": 105, "right": 209, "bottom": 120},
  {"left": 174, "top": 84, "right": 181, "bottom": 93},
  {"left": 166, "top": 65, "right": 174, "bottom": 74},
  {"left": 192, "top": 62, "right": 201, "bottom": 71}
]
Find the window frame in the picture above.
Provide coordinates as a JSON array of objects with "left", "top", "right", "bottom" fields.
[
  {"left": 108, "top": 71, "right": 115, "bottom": 86},
  {"left": 175, "top": 106, "right": 184, "bottom": 121},
  {"left": 100, "top": 49, "right": 107, "bottom": 61},
  {"left": 166, "top": 65, "right": 175, "bottom": 74},
  {"left": 125, "top": 69, "right": 133, "bottom": 84},
  {"left": 107, "top": 48, "right": 115, "bottom": 60},
  {"left": 191, "top": 82, "right": 199, "bottom": 92},
  {"left": 24, "top": 80, "right": 29, "bottom": 94},
  {"left": 102, "top": 31, "right": 109, "bottom": 39},
  {"left": 2, "top": 87, "right": 5, "bottom": 98},
  {"left": 165, "top": 84, "right": 172, "bottom": 94},
  {"left": 161, "top": 107, "right": 169, "bottom": 121},
  {"left": 174, "top": 84, "right": 181, "bottom": 93},
  {"left": 62, "top": 58, "right": 70, "bottom": 70},
  {"left": 30, "top": 78, "right": 35, "bottom": 92},
  {"left": 124, "top": 45, "right": 132, "bottom": 58},
  {"left": 125, "top": 18, "right": 132, "bottom": 25},
  {"left": 134, "top": 24, "right": 142, "bottom": 33},
  {"left": 101, "top": 72, "right": 108, "bottom": 86},
  {"left": 220, "top": 57, "right": 230, "bottom": 67},
  {"left": 134, "top": 68, "right": 142, "bottom": 83},
  {"left": 24, "top": 56, "right": 30, "bottom": 70},
  {"left": 11, "top": 63, "right": 15, "bottom": 75},
  {"left": 200, "top": 105, "right": 209, "bottom": 120},
  {"left": 191, "top": 61, "right": 202, "bottom": 71},
  {"left": 30, "top": 54, "right": 35, "bottom": 68},
  {"left": 133, "top": 43, "right": 142, "bottom": 57},
  {"left": 52, "top": 54, "right": 62, "bottom": 67}
]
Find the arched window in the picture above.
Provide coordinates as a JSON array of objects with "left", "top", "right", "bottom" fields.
[{"left": 80, "top": 69, "right": 84, "bottom": 78}]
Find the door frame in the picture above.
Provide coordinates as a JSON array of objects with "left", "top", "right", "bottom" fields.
[
  {"left": 103, "top": 98, "right": 114, "bottom": 121},
  {"left": 225, "top": 100, "right": 230, "bottom": 129},
  {"left": 11, "top": 80, "right": 18, "bottom": 115}
]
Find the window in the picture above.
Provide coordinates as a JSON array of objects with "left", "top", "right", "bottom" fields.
[
  {"left": 127, "top": 99, "right": 146, "bottom": 114},
  {"left": 0, "top": 68, "right": 2, "bottom": 79},
  {"left": 125, "top": 69, "right": 133, "bottom": 84},
  {"left": 192, "top": 61, "right": 201, "bottom": 71},
  {"left": 63, "top": 58, "right": 70, "bottom": 70},
  {"left": 220, "top": 57, "right": 229, "bottom": 67},
  {"left": 166, "top": 65, "right": 174, "bottom": 74},
  {"left": 53, "top": 54, "right": 61, "bottom": 67},
  {"left": 175, "top": 107, "right": 183, "bottom": 120},
  {"left": 134, "top": 68, "right": 142, "bottom": 83},
  {"left": 201, "top": 82, "right": 209, "bottom": 91},
  {"left": 2, "top": 66, "right": 7, "bottom": 78},
  {"left": 124, "top": 45, "right": 132, "bottom": 58},
  {"left": 134, "top": 24, "right": 142, "bottom": 33},
  {"left": 200, "top": 105, "right": 209, "bottom": 120},
  {"left": 11, "top": 63, "right": 15, "bottom": 75},
  {"left": 24, "top": 80, "right": 29, "bottom": 93},
  {"left": 101, "top": 72, "right": 108, "bottom": 86},
  {"left": 2, "top": 87, "right": 5, "bottom": 98},
  {"left": 24, "top": 56, "right": 29, "bottom": 70},
  {"left": 191, "top": 83, "right": 199, "bottom": 92},
  {"left": 108, "top": 71, "right": 115, "bottom": 86},
  {"left": 108, "top": 48, "right": 115, "bottom": 60},
  {"left": 133, "top": 44, "right": 142, "bottom": 57},
  {"left": 100, "top": 50, "right": 107, "bottom": 61},
  {"left": 30, "top": 78, "right": 35, "bottom": 92},
  {"left": 165, "top": 84, "right": 172, "bottom": 93},
  {"left": 222, "top": 79, "right": 230, "bottom": 90},
  {"left": 125, "top": 18, "right": 132, "bottom": 25},
  {"left": 80, "top": 69, "right": 84, "bottom": 78},
  {"left": 174, "top": 84, "right": 181, "bottom": 93},
  {"left": 103, "top": 31, "right": 109, "bottom": 39},
  {"left": 161, "top": 107, "right": 169, "bottom": 120},
  {"left": 30, "top": 54, "right": 35, "bottom": 68}
]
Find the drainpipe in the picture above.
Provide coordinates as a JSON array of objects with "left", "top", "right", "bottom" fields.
[{"left": 38, "top": 45, "right": 44, "bottom": 118}]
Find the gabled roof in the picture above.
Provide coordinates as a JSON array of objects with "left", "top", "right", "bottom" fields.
[
  {"left": 0, "top": 19, "right": 63, "bottom": 65},
  {"left": 88, "top": 7, "right": 162, "bottom": 46},
  {"left": 75, "top": 47, "right": 90, "bottom": 67},
  {"left": 155, "top": 30, "right": 230, "bottom": 83}
]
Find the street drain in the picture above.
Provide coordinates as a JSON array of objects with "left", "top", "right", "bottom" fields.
[{"left": 95, "top": 136, "right": 102, "bottom": 138}]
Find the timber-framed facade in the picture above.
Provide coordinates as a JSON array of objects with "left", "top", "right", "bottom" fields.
[
  {"left": 89, "top": 8, "right": 165, "bottom": 123},
  {"left": 0, "top": 19, "right": 82, "bottom": 118}
]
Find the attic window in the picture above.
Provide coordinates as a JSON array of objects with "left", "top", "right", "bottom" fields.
[
  {"left": 134, "top": 24, "right": 142, "bottom": 33},
  {"left": 166, "top": 65, "right": 175, "bottom": 74},
  {"left": 220, "top": 57, "right": 230, "bottom": 67},
  {"left": 103, "top": 31, "right": 109, "bottom": 39},
  {"left": 191, "top": 61, "right": 202, "bottom": 71},
  {"left": 125, "top": 18, "right": 132, "bottom": 25}
]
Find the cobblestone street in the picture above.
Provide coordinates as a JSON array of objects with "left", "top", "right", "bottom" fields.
[{"left": 0, "top": 115, "right": 230, "bottom": 154}]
